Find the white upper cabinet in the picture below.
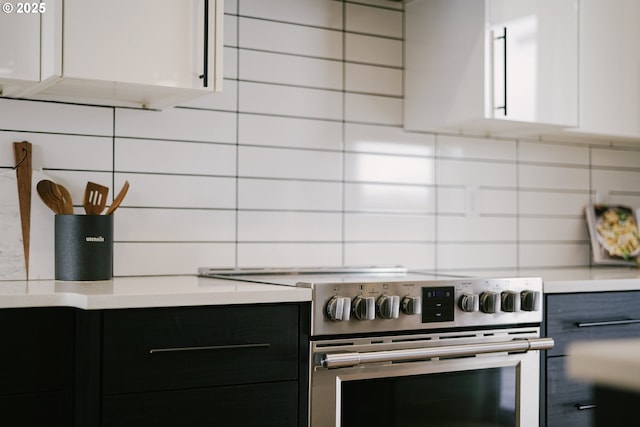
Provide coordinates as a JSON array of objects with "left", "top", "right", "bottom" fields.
[
  {"left": 568, "top": 0, "right": 640, "bottom": 140},
  {"left": 0, "top": 1, "right": 54, "bottom": 96},
  {"left": 404, "top": 0, "right": 578, "bottom": 136},
  {"left": 0, "top": 0, "right": 223, "bottom": 109}
]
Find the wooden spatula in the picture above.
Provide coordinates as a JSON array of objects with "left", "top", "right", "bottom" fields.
[{"left": 83, "top": 181, "right": 109, "bottom": 215}]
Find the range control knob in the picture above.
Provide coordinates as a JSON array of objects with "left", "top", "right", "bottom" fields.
[
  {"left": 501, "top": 291, "right": 520, "bottom": 312},
  {"left": 352, "top": 296, "right": 376, "bottom": 320},
  {"left": 401, "top": 296, "right": 422, "bottom": 315},
  {"left": 459, "top": 293, "right": 479, "bottom": 312},
  {"left": 479, "top": 291, "right": 499, "bottom": 314},
  {"left": 520, "top": 290, "right": 541, "bottom": 312},
  {"left": 377, "top": 295, "right": 400, "bottom": 319},
  {"left": 325, "top": 296, "right": 351, "bottom": 321}
]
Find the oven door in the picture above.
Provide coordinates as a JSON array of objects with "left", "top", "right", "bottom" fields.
[{"left": 309, "top": 328, "right": 553, "bottom": 427}]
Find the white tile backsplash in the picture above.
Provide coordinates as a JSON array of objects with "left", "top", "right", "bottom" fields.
[
  {"left": 345, "top": 63, "right": 403, "bottom": 96},
  {"left": 345, "top": 33, "right": 403, "bottom": 66},
  {"left": 239, "top": 114, "right": 342, "bottom": 150},
  {"left": 239, "top": 17, "right": 342, "bottom": 59},
  {"left": 240, "top": 50, "right": 343, "bottom": 90},
  {"left": 239, "top": 81, "right": 342, "bottom": 119},
  {"left": 240, "top": 0, "right": 343, "bottom": 30},
  {"left": 115, "top": 138, "right": 236, "bottom": 176},
  {"left": 238, "top": 179, "right": 342, "bottom": 211},
  {"left": 345, "top": 3, "right": 403, "bottom": 38},
  {"left": 239, "top": 146, "right": 341, "bottom": 180},
  {"left": 2, "top": 1, "right": 640, "bottom": 279}
]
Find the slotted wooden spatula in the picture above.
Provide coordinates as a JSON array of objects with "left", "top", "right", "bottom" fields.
[{"left": 83, "top": 181, "right": 109, "bottom": 215}]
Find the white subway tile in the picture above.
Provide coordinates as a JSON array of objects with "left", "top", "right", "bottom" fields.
[
  {"left": 239, "top": 81, "right": 342, "bottom": 120},
  {"left": 346, "top": 33, "right": 402, "bottom": 66},
  {"left": 345, "top": 93, "right": 403, "bottom": 125},
  {"left": 122, "top": 174, "right": 236, "bottom": 209},
  {"left": 115, "top": 208, "right": 235, "bottom": 241},
  {"left": 519, "top": 141, "right": 589, "bottom": 165},
  {"left": 438, "top": 216, "right": 516, "bottom": 242},
  {"left": 438, "top": 188, "right": 516, "bottom": 216},
  {"left": 238, "top": 178, "right": 342, "bottom": 211},
  {"left": 224, "top": 13, "right": 238, "bottom": 47},
  {"left": 239, "top": 146, "right": 341, "bottom": 181},
  {"left": 437, "top": 135, "right": 516, "bottom": 161},
  {"left": 224, "top": 47, "right": 238, "bottom": 79},
  {"left": 240, "top": 0, "right": 343, "bottom": 29},
  {"left": 518, "top": 243, "right": 590, "bottom": 268},
  {"left": 239, "top": 17, "right": 342, "bottom": 59},
  {"left": 0, "top": 98, "right": 113, "bottom": 135},
  {"left": 345, "top": 152, "right": 434, "bottom": 184},
  {"left": 240, "top": 50, "right": 342, "bottom": 90},
  {"left": 519, "top": 217, "right": 588, "bottom": 241},
  {"left": 115, "top": 138, "right": 235, "bottom": 176},
  {"left": 346, "top": 3, "right": 403, "bottom": 38},
  {"left": 345, "top": 183, "right": 435, "bottom": 213},
  {"left": 592, "top": 169, "right": 640, "bottom": 194},
  {"left": 519, "top": 164, "right": 589, "bottom": 191},
  {"left": 592, "top": 147, "right": 640, "bottom": 168},
  {"left": 345, "top": 63, "right": 402, "bottom": 96},
  {"left": 239, "top": 114, "right": 342, "bottom": 150},
  {"left": 238, "top": 211, "right": 341, "bottom": 241},
  {"left": 225, "top": 0, "right": 237, "bottom": 15},
  {"left": 115, "top": 107, "right": 236, "bottom": 143},
  {"left": 345, "top": 243, "right": 436, "bottom": 269},
  {"left": 519, "top": 191, "right": 588, "bottom": 216},
  {"left": 238, "top": 243, "right": 342, "bottom": 267},
  {"left": 438, "top": 159, "right": 516, "bottom": 187},
  {"left": 115, "top": 242, "right": 235, "bottom": 275},
  {"left": 344, "top": 213, "right": 435, "bottom": 241},
  {"left": 437, "top": 244, "right": 518, "bottom": 270},
  {"left": 345, "top": 124, "right": 435, "bottom": 156}
]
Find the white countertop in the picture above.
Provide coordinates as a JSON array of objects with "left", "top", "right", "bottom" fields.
[
  {"left": 437, "top": 267, "right": 640, "bottom": 293},
  {"left": 1, "top": 267, "right": 640, "bottom": 310},
  {"left": 567, "top": 339, "right": 640, "bottom": 393},
  {"left": 0, "top": 275, "right": 312, "bottom": 310}
]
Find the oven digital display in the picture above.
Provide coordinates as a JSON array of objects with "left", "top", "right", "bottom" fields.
[{"left": 421, "top": 286, "right": 454, "bottom": 323}]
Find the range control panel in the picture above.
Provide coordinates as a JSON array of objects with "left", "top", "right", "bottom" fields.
[{"left": 312, "top": 277, "right": 543, "bottom": 337}]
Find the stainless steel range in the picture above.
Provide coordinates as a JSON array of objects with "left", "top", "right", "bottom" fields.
[{"left": 199, "top": 267, "right": 554, "bottom": 427}]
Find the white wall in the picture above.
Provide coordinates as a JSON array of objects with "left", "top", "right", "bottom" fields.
[{"left": 2, "top": 0, "right": 640, "bottom": 280}]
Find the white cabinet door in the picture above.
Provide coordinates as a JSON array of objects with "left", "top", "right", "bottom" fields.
[
  {"left": 0, "top": 1, "right": 51, "bottom": 96},
  {"left": 2, "top": 0, "right": 222, "bottom": 109},
  {"left": 62, "top": 0, "right": 211, "bottom": 90},
  {"left": 573, "top": 0, "right": 640, "bottom": 140},
  {"left": 404, "top": 0, "right": 578, "bottom": 135},
  {"left": 488, "top": 0, "right": 578, "bottom": 127}
]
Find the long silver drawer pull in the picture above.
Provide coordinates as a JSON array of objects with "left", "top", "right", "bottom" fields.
[
  {"left": 575, "top": 403, "right": 596, "bottom": 411},
  {"left": 321, "top": 337, "right": 554, "bottom": 368},
  {"left": 149, "top": 343, "right": 270, "bottom": 354},
  {"left": 576, "top": 319, "right": 640, "bottom": 328}
]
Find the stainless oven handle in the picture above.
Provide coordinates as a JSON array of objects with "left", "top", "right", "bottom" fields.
[{"left": 321, "top": 337, "right": 554, "bottom": 368}]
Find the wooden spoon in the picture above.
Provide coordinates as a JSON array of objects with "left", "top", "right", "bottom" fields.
[
  {"left": 36, "top": 180, "right": 65, "bottom": 215},
  {"left": 83, "top": 181, "right": 109, "bottom": 215},
  {"left": 105, "top": 180, "right": 130, "bottom": 215},
  {"left": 56, "top": 183, "right": 74, "bottom": 215}
]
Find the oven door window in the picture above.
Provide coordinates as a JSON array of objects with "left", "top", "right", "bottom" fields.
[{"left": 341, "top": 366, "right": 516, "bottom": 427}]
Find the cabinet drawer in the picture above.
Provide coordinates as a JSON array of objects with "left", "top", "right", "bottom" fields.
[
  {"left": 0, "top": 307, "right": 74, "bottom": 394},
  {"left": 102, "top": 304, "right": 300, "bottom": 394},
  {"left": 546, "top": 356, "right": 595, "bottom": 427},
  {"left": 545, "top": 291, "right": 640, "bottom": 356},
  {"left": 103, "top": 381, "right": 298, "bottom": 427}
]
